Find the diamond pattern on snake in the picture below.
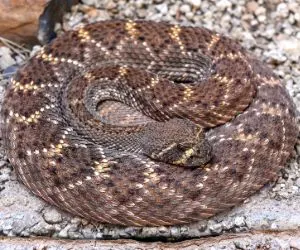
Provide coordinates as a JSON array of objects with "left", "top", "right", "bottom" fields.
[{"left": 1, "top": 20, "right": 298, "bottom": 226}]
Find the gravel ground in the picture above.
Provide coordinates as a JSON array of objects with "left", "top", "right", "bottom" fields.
[
  {"left": 0, "top": 0, "right": 300, "bottom": 247},
  {"left": 1, "top": 232, "right": 300, "bottom": 250}
]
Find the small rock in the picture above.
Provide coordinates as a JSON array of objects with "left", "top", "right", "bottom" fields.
[
  {"left": 30, "top": 45, "right": 42, "bottom": 57},
  {"left": 0, "top": 160, "right": 7, "bottom": 168},
  {"left": 246, "top": 1, "right": 259, "bottom": 13},
  {"left": 68, "top": 12, "right": 85, "bottom": 27},
  {"left": 291, "top": 186, "right": 298, "bottom": 193},
  {"left": 30, "top": 221, "right": 55, "bottom": 236},
  {"left": 277, "top": 38, "right": 300, "bottom": 62},
  {"left": 276, "top": 3, "right": 289, "bottom": 18},
  {"left": 137, "top": 9, "right": 147, "bottom": 18},
  {"left": 81, "top": 0, "right": 98, "bottom": 6},
  {"left": 82, "top": 225, "right": 94, "bottom": 238},
  {"left": 295, "top": 178, "right": 300, "bottom": 187},
  {"left": 264, "top": 50, "right": 287, "bottom": 64},
  {"left": 185, "top": 0, "right": 201, "bottom": 8},
  {"left": 264, "top": 27, "right": 276, "bottom": 39},
  {"left": 254, "top": 6, "right": 266, "bottom": 16},
  {"left": 257, "top": 14, "right": 266, "bottom": 23},
  {"left": 216, "top": 0, "right": 232, "bottom": 11},
  {"left": 58, "top": 224, "right": 73, "bottom": 238},
  {"left": 70, "top": 217, "right": 82, "bottom": 225},
  {"left": 141, "top": 227, "right": 159, "bottom": 237},
  {"left": 250, "top": 19, "right": 259, "bottom": 27},
  {"left": 158, "top": 226, "right": 169, "bottom": 233},
  {"left": 180, "top": 225, "right": 189, "bottom": 234},
  {"left": 123, "top": 7, "right": 135, "bottom": 18},
  {"left": 209, "top": 223, "right": 222, "bottom": 234},
  {"left": 123, "top": 227, "right": 141, "bottom": 236},
  {"left": 290, "top": 239, "right": 300, "bottom": 249},
  {"left": 68, "top": 230, "right": 83, "bottom": 239},
  {"left": 11, "top": 218, "right": 27, "bottom": 235},
  {"left": 155, "top": 3, "right": 168, "bottom": 15},
  {"left": 270, "top": 222, "right": 279, "bottom": 229},
  {"left": 106, "top": 1, "right": 117, "bottom": 10},
  {"left": 96, "top": 231, "right": 104, "bottom": 239},
  {"left": 186, "top": 12, "right": 194, "bottom": 20},
  {"left": 288, "top": 2, "right": 298, "bottom": 11},
  {"left": 0, "top": 47, "right": 15, "bottom": 70},
  {"left": 94, "top": 10, "right": 111, "bottom": 21},
  {"left": 0, "top": 172, "right": 9, "bottom": 182},
  {"left": 288, "top": 14, "right": 295, "bottom": 25},
  {"left": 278, "top": 191, "right": 289, "bottom": 199},
  {"left": 222, "top": 220, "right": 234, "bottom": 230},
  {"left": 234, "top": 216, "right": 246, "bottom": 227},
  {"left": 43, "top": 207, "right": 63, "bottom": 224},
  {"left": 1, "top": 196, "right": 15, "bottom": 207},
  {"left": 294, "top": 13, "right": 300, "bottom": 22},
  {"left": 2, "top": 65, "right": 19, "bottom": 79},
  {"left": 170, "top": 227, "right": 180, "bottom": 237},
  {"left": 180, "top": 4, "right": 191, "bottom": 14},
  {"left": 241, "top": 31, "right": 256, "bottom": 48}
]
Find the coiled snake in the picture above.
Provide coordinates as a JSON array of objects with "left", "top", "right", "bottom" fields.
[{"left": 1, "top": 20, "right": 298, "bottom": 226}]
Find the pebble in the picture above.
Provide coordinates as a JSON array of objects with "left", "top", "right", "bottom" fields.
[
  {"left": 137, "top": 9, "right": 147, "bottom": 18},
  {"left": 155, "top": 3, "right": 168, "bottom": 14},
  {"left": 184, "top": 0, "right": 201, "bottom": 8},
  {"left": 216, "top": 0, "right": 232, "bottom": 11},
  {"left": 158, "top": 226, "right": 169, "bottom": 234},
  {"left": 234, "top": 217, "right": 246, "bottom": 227},
  {"left": 43, "top": 207, "right": 63, "bottom": 224},
  {"left": 277, "top": 38, "right": 300, "bottom": 62},
  {"left": 222, "top": 220, "right": 234, "bottom": 230},
  {"left": 81, "top": 225, "right": 94, "bottom": 238},
  {"left": 179, "top": 4, "right": 191, "bottom": 14},
  {"left": 0, "top": 160, "right": 7, "bottom": 168},
  {"left": 295, "top": 13, "right": 300, "bottom": 23},
  {"left": 264, "top": 50, "right": 287, "bottom": 64},
  {"left": 257, "top": 14, "right": 266, "bottom": 23},
  {"left": 295, "top": 178, "right": 300, "bottom": 188},
  {"left": 255, "top": 6, "right": 266, "bottom": 16},
  {"left": 276, "top": 3, "right": 289, "bottom": 18},
  {"left": 81, "top": 0, "right": 98, "bottom": 6},
  {"left": 270, "top": 222, "right": 279, "bottom": 230},
  {"left": 290, "top": 239, "right": 300, "bottom": 249},
  {"left": 264, "top": 27, "right": 276, "bottom": 39},
  {"left": 2, "top": 65, "right": 19, "bottom": 79},
  {"left": 0, "top": 171, "right": 9, "bottom": 182},
  {"left": 209, "top": 223, "right": 222, "bottom": 234},
  {"left": 58, "top": 224, "right": 73, "bottom": 238},
  {"left": 246, "top": 1, "right": 259, "bottom": 13},
  {"left": 123, "top": 227, "right": 141, "bottom": 237},
  {"left": 234, "top": 241, "right": 250, "bottom": 250},
  {"left": 170, "top": 227, "right": 180, "bottom": 237},
  {"left": 0, "top": 47, "right": 15, "bottom": 70}
]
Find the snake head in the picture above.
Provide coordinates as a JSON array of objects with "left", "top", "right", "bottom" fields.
[
  {"left": 171, "top": 139, "right": 212, "bottom": 167},
  {"left": 142, "top": 118, "right": 212, "bottom": 168}
]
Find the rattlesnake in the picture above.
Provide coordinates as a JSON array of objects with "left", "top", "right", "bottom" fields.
[{"left": 1, "top": 20, "right": 298, "bottom": 226}]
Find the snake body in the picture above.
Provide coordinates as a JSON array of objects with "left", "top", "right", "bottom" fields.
[{"left": 1, "top": 20, "right": 298, "bottom": 226}]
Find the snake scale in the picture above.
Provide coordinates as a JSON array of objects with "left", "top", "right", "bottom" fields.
[{"left": 1, "top": 20, "right": 298, "bottom": 226}]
